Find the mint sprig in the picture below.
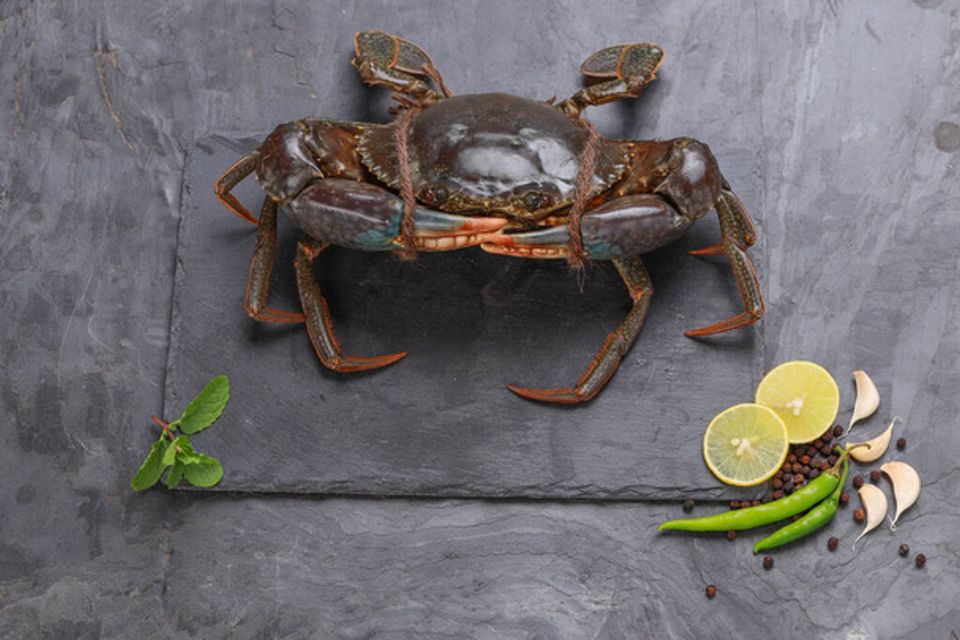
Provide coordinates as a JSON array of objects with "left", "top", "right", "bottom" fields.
[
  {"left": 131, "top": 375, "right": 230, "bottom": 492},
  {"left": 174, "top": 374, "right": 230, "bottom": 435}
]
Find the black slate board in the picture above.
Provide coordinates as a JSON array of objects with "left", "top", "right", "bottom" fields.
[{"left": 165, "top": 133, "right": 764, "bottom": 500}]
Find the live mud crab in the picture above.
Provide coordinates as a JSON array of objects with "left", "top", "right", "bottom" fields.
[{"left": 214, "top": 30, "right": 764, "bottom": 404}]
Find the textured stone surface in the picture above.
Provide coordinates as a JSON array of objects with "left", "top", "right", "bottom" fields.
[
  {"left": 2, "top": 0, "right": 959, "bottom": 637},
  {"left": 167, "top": 135, "right": 760, "bottom": 500}
]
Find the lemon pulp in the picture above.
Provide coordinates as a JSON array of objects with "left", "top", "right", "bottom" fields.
[
  {"left": 755, "top": 360, "right": 840, "bottom": 443},
  {"left": 703, "top": 403, "right": 789, "bottom": 486}
]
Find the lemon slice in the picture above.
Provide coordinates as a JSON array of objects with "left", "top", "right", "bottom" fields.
[
  {"left": 703, "top": 403, "right": 789, "bottom": 486},
  {"left": 755, "top": 361, "right": 840, "bottom": 444}
]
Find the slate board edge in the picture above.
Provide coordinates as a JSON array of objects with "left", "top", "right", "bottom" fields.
[{"left": 163, "top": 133, "right": 767, "bottom": 503}]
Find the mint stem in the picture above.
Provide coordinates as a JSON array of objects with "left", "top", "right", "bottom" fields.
[{"left": 151, "top": 415, "right": 177, "bottom": 442}]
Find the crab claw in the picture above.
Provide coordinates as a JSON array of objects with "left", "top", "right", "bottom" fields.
[
  {"left": 406, "top": 210, "right": 508, "bottom": 251},
  {"left": 481, "top": 194, "right": 688, "bottom": 260},
  {"left": 284, "top": 179, "right": 507, "bottom": 252},
  {"left": 481, "top": 225, "right": 572, "bottom": 259}
]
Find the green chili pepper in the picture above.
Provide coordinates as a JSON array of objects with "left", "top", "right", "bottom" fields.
[
  {"left": 752, "top": 455, "right": 849, "bottom": 553},
  {"left": 658, "top": 450, "right": 851, "bottom": 533}
]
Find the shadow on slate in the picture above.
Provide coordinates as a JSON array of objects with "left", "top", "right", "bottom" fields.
[{"left": 165, "top": 133, "right": 764, "bottom": 500}]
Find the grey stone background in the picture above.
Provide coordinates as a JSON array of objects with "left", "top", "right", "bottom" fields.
[{"left": 2, "top": 1, "right": 959, "bottom": 638}]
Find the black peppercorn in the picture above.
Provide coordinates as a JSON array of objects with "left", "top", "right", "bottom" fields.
[
  {"left": 915, "top": 553, "right": 926, "bottom": 568},
  {"left": 772, "top": 490, "right": 785, "bottom": 500},
  {"left": 773, "top": 478, "right": 783, "bottom": 489},
  {"left": 726, "top": 530, "right": 737, "bottom": 541},
  {"left": 896, "top": 437, "right": 906, "bottom": 451},
  {"left": 810, "top": 468, "right": 820, "bottom": 479},
  {"left": 730, "top": 500, "right": 741, "bottom": 510},
  {"left": 787, "top": 454, "right": 797, "bottom": 464},
  {"left": 839, "top": 491, "right": 849, "bottom": 506},
  {"left": 827, "top": 537, "right": 839, "bottom": 551},
  {"left": 683, "top": 499, "right": 696, "bottom": 513},
  {"left": 705, "top": 584, "right": 717, "bottom": 598},
  {"left": 853, "top": 475, "right": 864, "bottom": 489},
  {"left": 822, "top": 430, "right": 833, "bottom": 443},
  {"left": 833, "top": 424, "right": 844, "bottom": 437},
  {"left": 853, "top": 508, "right": 866, "bottom": 523},
  {"left": 899, "top": 544, "right": 910, "bottom": 557},
  {"left": 740, "top": 500, "right": 751, "bottom": 510},
  {"left": 762, "top": 556, "right": 774, "bottom": 570},
  {"left": 870, "top": 470, "right": 882, "bottom": 483}
]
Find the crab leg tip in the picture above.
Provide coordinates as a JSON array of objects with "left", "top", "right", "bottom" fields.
[
  {"left": 333, "top": 351, "right": 408, "bottom": 373},
  {"left": 506, "top": 384, "right": 585, "bottom": 405},
  {"left": 688, "top": 244, "right": 725, "bottom": 257}
]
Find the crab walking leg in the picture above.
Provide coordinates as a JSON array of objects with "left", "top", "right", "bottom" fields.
[
  {"left": 244, "top": 198, "right": 306, "bottom": 324},
  {"left": 508, "top": 257, "right": 653, "bottom": 404},
  {"left": 214, "top": 152, "right": 260, "bottom": 225},
  {"left": 294, "top": 237, "right": 408, "bottom": 373},
  {"left": 688, "top": 179, "right": 757, "bottom": 256},
  {"left": 685, "top": 189, "right": 765, "bottom": 337}
]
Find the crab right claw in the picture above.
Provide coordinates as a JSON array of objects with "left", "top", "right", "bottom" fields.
[
  {"left": 481, "top": 194, "right": 689, "bottom": 261},
  {"left": 284, "top": 178, "right": 507, "bottom": 253}
]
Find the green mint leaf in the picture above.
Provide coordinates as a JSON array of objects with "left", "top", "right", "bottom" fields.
[
  {"left": 177, "top": 375, "right": 230, "bottom": 435},
  {"left": 165, "top": 461, "right": 184, "bottom": 489},
  {"left": 174, "top": 434, "right": 196, "bottom": 456},
  {"left": 161, "top": 437, "right": 181, "bottom": 466},
  {"left": 131, "top": 438, "right": 168, "bottom": 491},
  {"left": 182, "top": 454, "right": 224, "bottom": 488}
]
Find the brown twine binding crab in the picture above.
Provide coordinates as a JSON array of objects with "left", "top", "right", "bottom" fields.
[{"left": 214, "top": 30, "right": 765, "bottom": 404}]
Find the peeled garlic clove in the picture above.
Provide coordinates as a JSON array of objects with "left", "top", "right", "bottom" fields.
[
  {"left": 848, "top": 417, "right": 899, "bottom": 463},
  {"left": 848, "top": 370, "right": 880, "bottom": 433},
  {"left": 854, "top": 484, "right": 887, "bottom": 546},
  {"left": 881, "top": 460, "right": 920, "bottom": 530}
]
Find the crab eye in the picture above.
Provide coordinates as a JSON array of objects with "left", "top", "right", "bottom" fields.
[
  {"left": 420, "top": 185, "right": 448, "bottom": 204},
  {"left": 523, "top": 191, "right": 545, "bottom": 210}
]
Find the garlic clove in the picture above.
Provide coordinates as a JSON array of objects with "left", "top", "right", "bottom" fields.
[
  {"left": 848, "top": 370, "right": 880, "bottom": 433},
  {"left": 848, "top": 417, "right": 900, "bottom": 463},
  {"left": 854, "top": 484, "right": 887, "bottom": 546},
  {"left": 881, "top": 460, "right": 920, "bottom": 530}
]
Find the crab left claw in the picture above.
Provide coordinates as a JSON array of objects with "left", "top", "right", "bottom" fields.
[
  {"left": 481, "top": 194, "right": 690, "bottom": 261},
  {"left": 284, "top": 178, "right": 507, "bottom": 252}
]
